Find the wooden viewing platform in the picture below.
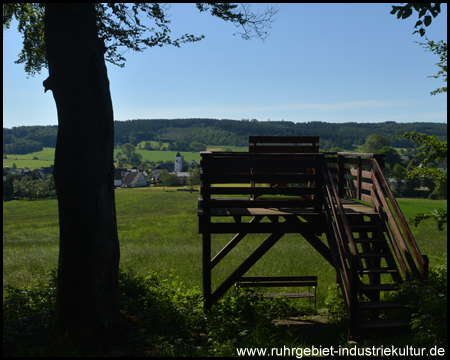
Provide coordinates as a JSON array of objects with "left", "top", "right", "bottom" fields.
[{"left": 198, "top": 136, "right": 428, "bottom": 338}]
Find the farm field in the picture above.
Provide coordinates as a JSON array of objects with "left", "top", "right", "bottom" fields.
[
  {"left": 3, "top": 147, "right": 56, "bottom": 169},
  {"left": 3, "top": 145, "right": 249, "bottom": 170},
  {"left": 1, "top": 144, "right": 405, "bottom": 171},
  {"left": 3, "top": 189, "right": 447, "bottom": 306},
  {"left": 117, "top": 145, "right": 248, "bottom": 164}
]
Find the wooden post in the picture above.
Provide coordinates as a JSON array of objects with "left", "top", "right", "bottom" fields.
[
  {"left": 356, "top": 156, "right": 362, "bottom": 201},
  {"left": 203, "top": 233, "right": 212, "bottom": 311},
  {"left": 348, "top": 254, "right": 359, "bottom": 338},
  {"left": 337, "top": 153, "right": 345, "bottom": 198}
]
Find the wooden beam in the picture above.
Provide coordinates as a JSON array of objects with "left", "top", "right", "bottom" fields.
[
  {"left": 208, "top": 233, "right": 285, "bottom": 306},
  {"left": 203, "top": 233, "right": 211, "bottom": 311},
  {"left": 210, "top": 216, "right": 264, "bottom": 269}
]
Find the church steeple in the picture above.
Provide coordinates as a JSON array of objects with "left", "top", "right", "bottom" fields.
[{"left": 174, "top": 151, "right": 183, "bottom": 173}]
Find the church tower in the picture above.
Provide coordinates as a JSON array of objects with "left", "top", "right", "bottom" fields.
[{"left": 174, "top": 151, "right": 183, "bottom": 173}]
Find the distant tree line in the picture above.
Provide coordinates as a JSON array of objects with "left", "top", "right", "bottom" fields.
[
  {"left": 112, "top": 119, "right": 447, "bottom": 150},
  {"left": 3, "top": 119, "right": 447, "bottom": 155},
  {"left": 3, "top": 139, "right": 43, "bottom": 154},
  {"left": 3, "top": 125, "right": 58, "bottom": 154}
]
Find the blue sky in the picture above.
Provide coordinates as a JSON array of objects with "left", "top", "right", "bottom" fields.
[{"left": 3, "top": 3, "right": 447, "bottom": 129}]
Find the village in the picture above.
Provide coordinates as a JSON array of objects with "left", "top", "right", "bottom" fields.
[
  {"left": 3, "top": 151, "right": 200, "bottom": 190},
  {"left": 4, "top": 149, "right": 446, "bottom": 194}
]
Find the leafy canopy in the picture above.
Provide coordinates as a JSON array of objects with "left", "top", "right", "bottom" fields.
[
  {"left": 416, "top": 38, "right": 447, "bottom": 96},
  {"left": 400, "top": 132, "right": 447, "bottom": 185},
  {"left": 390, "top": 3, "right": 442, "bottom": 37},
  {"left": 360, "top": 134, "right": 391, "bottom": 153},
  {"left": 397, "top": 132, "right": 447, "bottom": 231},
  {"left": 3, "top": 3, "right": 278, "bottom": 76},
  {"left": 390, "top": 4, "right": 446, "bottom": 96}
]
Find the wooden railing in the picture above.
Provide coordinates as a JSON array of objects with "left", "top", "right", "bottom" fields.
[
  {"left": 320, "top": 158, "right": 361, "bottom": 326},
  {"left": 324, "top": 152, "right": 428, "bottom": 282},
  {"left": 199, "top": 152, "right": 324, "bottom": 215},
  {"left": 370, "top": 159, "right": 428, "bottom": 281},
  {"left": 323, "top": 152, "right": 385, "bottom": 203}
]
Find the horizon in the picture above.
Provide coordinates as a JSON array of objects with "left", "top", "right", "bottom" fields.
[
  {"left": 3, "top": 4, "right": 447, "bottom": 128},
  {"left": 2, "top": 118, "right": 448, "bottom": 130}
]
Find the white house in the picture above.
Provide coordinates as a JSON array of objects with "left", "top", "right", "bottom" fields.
[{"left": 121, "top": 172, "right": 147, "bottom": 188}]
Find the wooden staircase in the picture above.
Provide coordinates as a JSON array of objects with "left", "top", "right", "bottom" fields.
[
  {"left": 321, "top": 154, "right": 428, "bottom": 337},
  {"left": 347, "top": 214, "right": 410, "bottom": 330}
]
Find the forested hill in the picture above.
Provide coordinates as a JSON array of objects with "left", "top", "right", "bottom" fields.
[{"left": 3, "top": 119, "right": 448, "bottom": 154}]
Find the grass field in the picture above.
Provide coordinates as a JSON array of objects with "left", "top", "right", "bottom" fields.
[
  {"left": 3, "top": 189, "right": 447, "bottom": 306},
  {"left": 3, "top": 147, "right": 56, "bottom": 169},
  {"left": 3, "top": 145, "right": 249, "bottom": 170}
]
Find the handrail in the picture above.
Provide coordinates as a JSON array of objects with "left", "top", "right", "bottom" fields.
[
  {"left": 326, "top": 152, "right": 427, "bottom": 283},
  {"left": 371, "top": 188, "right": 410, "bottom": 280},
  {"left": 371, "top": 159, "right": 428, "bottom": 281},
  {"left": 333, "top": 152, "right": 385, "bottom": 201},
  {"left": 322, "top": 159, "right": 363, "bottom": 271},
  {"left": 321, "top": 158, "right": 362, "bottom": 316}
]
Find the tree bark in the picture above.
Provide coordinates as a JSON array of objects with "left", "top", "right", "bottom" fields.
[{"left": 44, "top": 4, "right": 121, "bottom": 347}]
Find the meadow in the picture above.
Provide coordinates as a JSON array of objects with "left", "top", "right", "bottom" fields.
[
  {"left": 3, "top": 147, "right": 56, "bottom": 169},
  {"left": 3, "top": 144, "right": 248, "bottom": 170},
  {"left": 3, "top": 188, "right": 447, "bottom": 308}
]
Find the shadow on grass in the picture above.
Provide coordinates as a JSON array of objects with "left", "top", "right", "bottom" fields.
[
  {"left": 4, "top": 270, "right": 327, "bottom": 356},
  {"left": 6, "top": 266, "right": 445, "bottom": 356}
]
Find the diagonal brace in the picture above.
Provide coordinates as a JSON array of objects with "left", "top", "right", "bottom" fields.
[
  {"left": 211, "top": 216, "right": 264, "bottom": 269},
  {"left": 208, "top": 232, "right": 284, "bottom": 306}
]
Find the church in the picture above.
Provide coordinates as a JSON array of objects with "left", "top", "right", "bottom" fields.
[{"left": 151, "top": 151, "right": 198, "bottom": 182}]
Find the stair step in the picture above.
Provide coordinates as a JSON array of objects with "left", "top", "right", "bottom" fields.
[
  {"left": 360, "top": 284, "right": 399, "bottom": 292},
  {"left": 354, "top": 238, "right": 385, "bottom": 243},
  {"left": 360, "top": 319, "right": 410, "bottom": 329},
  {"left": 358, "top": 252, "right": 388, "bottom": 258},
  {"left": 360, "top": 301, "right": 408, "bottom": 310},
  {"left": 350, "top": 223, "right": 378, "bottom": 230},
  {"left": 362, "top": 268, "right": 397, "bottom": 274}
]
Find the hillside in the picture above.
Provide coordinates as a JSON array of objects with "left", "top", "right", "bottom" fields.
[{"left": 3, "top": 119, "right": 447, "bottom": 154}]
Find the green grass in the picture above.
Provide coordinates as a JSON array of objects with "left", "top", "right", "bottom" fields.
[
  {"left": 115, "top": 145, "right": 248, "bottom": 164},
  {"left": 395, "top": 198, "right": 447, "bottom": 257},
  {"left": 3, "top": 147, "right": 56, "bottom": 169},
  {"left": 3, "top": 191, "right": 446, "bottom": 306},
  {"left": 3, "top": 144, "right": 249, "bottom": 170},
  {"left": 116, "top": 148, "right": 203, "bottom": 164},
  {"left": 3, "top": 192, "right": 447, "bottom": 355}
]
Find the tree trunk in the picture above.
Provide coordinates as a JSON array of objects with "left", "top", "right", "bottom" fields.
[{"left": 44, "top": 4, "right": 121, "bottom": 347}]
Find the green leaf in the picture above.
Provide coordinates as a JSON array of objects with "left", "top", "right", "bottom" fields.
[
  {"left": 414, "top": 20, "right": 423, "bottom": 28},
  {"left": 419, "top": 28, "right": 425, "bottom": 37},
  {"left": 424, "top": 15, "right": 432, "bottom": 27},
  {"left": 401, "top": 8, "right": 413, "bottom": 19},
  {"left": 390, "top": 6, "right": 400, "bottom": 15}
]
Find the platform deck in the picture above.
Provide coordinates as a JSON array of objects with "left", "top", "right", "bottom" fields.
[{"left": 198, "top": 198, "right": 374, "bottom": 217}]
